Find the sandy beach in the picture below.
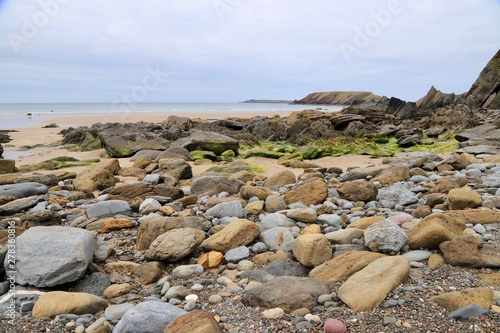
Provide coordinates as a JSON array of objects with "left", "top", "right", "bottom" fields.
[{"left": 3, "top": 112, "right": 384, "bottom": 177}]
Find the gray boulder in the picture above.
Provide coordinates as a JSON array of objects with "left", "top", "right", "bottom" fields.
[
  {"left": 364, "top": 220, "right": 407, "bottom": 255},
  {"left": 5, "top": 226, "right": 95, "bottom": 287},
  {"left": 0, "top": 182, "right": 48, "bottom": 199},
  {"left": 112, "top": 300, "right": 187, "bottom": 333},
  {"left": 99, "top": 129, "right": 170, "bottom": 158},
  {"left": 86, "top": 200, "right": 131, "bottom": 219},
  {"left": 377, "top": 182, "right": 419, "bottom": 208},
  {"left": 72, "top": 272, "right": 110, "bottom": 297},
  {"left": 205, "top": 201, "right": 246, "bottom": 219},
  {"left": 260, "top": 227, "right": 295, "bottom": 252},
  {"left": 0, "top": 195, "right": 46, "bottom": 216}
]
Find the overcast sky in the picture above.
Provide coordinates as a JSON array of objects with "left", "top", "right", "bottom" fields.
[{"left": 1, "top": 0, "right": 499, "bottom": 104}]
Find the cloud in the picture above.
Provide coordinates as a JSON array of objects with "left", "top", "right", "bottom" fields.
[{"left": 0, "top": 0, "right": 499, "bottom": 103}]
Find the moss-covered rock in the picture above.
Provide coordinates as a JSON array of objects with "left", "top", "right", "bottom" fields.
[
  {"left": 221, "top": 149, "right": 236, "bottom": 162},
  {"left": 241, "top": 149, "right": 284, "bottom": 159},
  {"left": 191, "top": 150, "right": 218, "bottom": 161},
  {"left": 133, "top": 158, "right": 154, "bottom": 169},
  {"left": 297, "top": 145, "right": 324, "bottom": 159},
  {"left": 80, "top": 131, "right": 102, "bottom": 151},
  {"left": 278, "top": 152, "right": 303, "bottom": 167}
]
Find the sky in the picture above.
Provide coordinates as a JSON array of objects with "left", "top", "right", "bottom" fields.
[{"left": 0, "top": 0, "right": 499, "bottom": 104}]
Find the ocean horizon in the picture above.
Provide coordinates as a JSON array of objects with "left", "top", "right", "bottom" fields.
[{"left": 0, "top": 102, "right": 344, "bottom": 130}]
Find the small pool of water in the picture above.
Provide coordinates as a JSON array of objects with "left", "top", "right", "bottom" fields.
[{"left": 2, "top": 151, "right": 33, "bottom": 159}]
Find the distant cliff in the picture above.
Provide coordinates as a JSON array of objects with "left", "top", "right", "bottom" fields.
[
  {"left": 293, "top": 91, "right": 385, "bottom": 106},
  {"left": 241, "top": 99, "right": 293, "bottom": 104}
]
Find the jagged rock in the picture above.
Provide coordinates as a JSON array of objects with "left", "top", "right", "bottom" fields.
[
  {"left": 6, "top": 226, "right": 95, "bottom": 287},
  {"left": 294, "top": 91, "right": 384, "bottom": 106},
  {"left": 338, "top": 256, "right": 410, "bottom": 311},
  {"left": 32, "top": 291, "right": 107, "bottom": 319},
  {"left": 243, "top": 276, "right": 330, "bottom": 312},
  {"left": 171, "top": 130, "right": 239, "bottom": 155},
  {"left": 337, "top": 181, "right": 378, "bottom": 202},
  {"left": 136, "top": 217, "right": 203, "bottom": 251},
  {"left": 462, "top": 49, "right": 500, "bottom": 109},
  {"left": 407, "top": 213, "right": 466, "bottom": 249},
  {"left": 145, "top": 228, "right": 205, "bottom": 262},
  {"left": 309, "top": 251, "right": 385, "bottom": 284},
  {"left": 396, "top": 128, "right": 423, "bottom": 147},
  {"left": 364, "top": 220, "right": 407, "bottom": 255}
]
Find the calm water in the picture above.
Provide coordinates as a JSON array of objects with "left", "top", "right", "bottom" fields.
[{"left": 0, "top": 102, "right": 343, "bottom": 130}]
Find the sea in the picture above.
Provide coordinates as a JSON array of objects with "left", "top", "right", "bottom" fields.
[{"left": 0, "top": 102, "right": 344, "bottom": 130}]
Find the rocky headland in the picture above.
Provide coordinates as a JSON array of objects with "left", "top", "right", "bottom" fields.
[{"left": 0, "top": 50, "right": 499, "bottom": 333}]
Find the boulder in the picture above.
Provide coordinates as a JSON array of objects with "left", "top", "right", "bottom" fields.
[
  {"left": 286, "top": 208, "right": 317, "bottom": 223},
  {"left": 243, "top": 276, "right": 330, "bottom": 312},
  {"left": 309, "top": 251, "right": 385, "bottom": 284},
  {"left": 283, "top": 179, "right": 328, "bottom": 205},
  {"left": 20, "top": 210, "right": 62, "bottom": 228},
  {"left": 113, "top": 300, "right": 187, "bottom": 333},
  {"left": 32, "top": 291, "right": 107, "bottom": 319},
  {"left": 347, "top": 216, "right": 385, "bottom": 230},
  {"left": 325, "top": 228, "right": 364, "bottom": 244},
  {"left": 0, "top": 173, "right": 59, "bottom": 186},
  {"left": 443, "top": 209, "right": 500, "bottom": 225},
  {"left": 371, "top": 167, "right": 410, "bottom": 186},
  {"left": 0, "top": 195, "right": 46, "bottom": 216},
  {"left": 428, "top": 287, "right": 495, "bottom": 312},
  {"left": 364, "top": 220, "right": 407, "bottom": 255},
  {"left": 136, "top": 217, "right": 203, "bottom": 251},
  {"left": 264, "top": 194, "right": 288, "bottom": 213},
  {"left": 263, "top": 170, "right": 296, "bottom": 189},
  {"left": 190, "top": 176, "right": 244, "bottom": 196},
  {"left": 337, "top": 181, "right": 378, "bottom": 202},
  {"left": 205, "top": 201, "right": 246, "bottom": 218},
  {"left": 407, "top": 213, "right": 466, "bottom": 249},
  {"left": 104, "top": 182, "right": 154, "bottom": 203},
  {"left": 200, "top": 219, "right": 260, "bottom": 253},
  {"left": 439, "top": 234, "right": 500, "bottom": 268},
  {"left": 292, "top": 234, "right": 332, "bottom": 267},
  {"left": 239, "top": 185, "right": 272, "bottom": 200},
  {"left": 0, "top": 159, "right": 15, "bottom": 174},
  {"left": 338, "top": 256, "right": 410, "bottom": 311},
  {"left": 377, "top": 182, "right": 419, "bottom": 208},
  {"left": 164, "top": 310, "right": 222, "bottom": 333},
  {"left": 73, "top": 159, "right": 119, "bottom": 193},
  {"left": 5, "top": 226, "right": 95, "bottom": 287},
  {"left": 341, "top": 165, "right": 390, "bottom": 181},
  {"left": 260, "top": 227, "right": 295, "bottom": 252},
  {"left": 155, "top": 147, "right": 194, "bottom": 162},
  {"left": 163, "top": 115, "right": 193, "bottom": 131},
  {"left": 145, "top": 228, "right": 205, "bottom": 262},
  {"left": 99, "top": 128, "right": 170, "bottom": 158},
  {"left": 445, "top": 188, "right": 483, "bottom": 210},
  {"left": 86, "top": 200, "right": 131, "bottom": 219},
  {"left": 0, "top": 182, "right": 48, "bottom": 199},
  {"left": 171, "top": 130, "right": 239, "bottom": 155},
  {"left": 158, "top": 158, "right": 192, "bottom": 181}
]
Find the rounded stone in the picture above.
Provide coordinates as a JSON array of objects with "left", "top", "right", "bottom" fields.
[{"left": 324, "top": 318, "right": 347, "bottom": 333}]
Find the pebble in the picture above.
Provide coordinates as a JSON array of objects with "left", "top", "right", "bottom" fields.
[
  {"left": 324, "top": 318, "right": 347, "bottom": 333},
  {"left": 237, "top": 260, "right": 255, "bottom": 271},
  {"left": 208, "top": 295, "right": 223, "bottom": 304},
  {"left": 262, "top": 308, "right": 284, "bottom": 319},
  {"left": 191, "top": 284, "right": 204, "bottom": 292}
]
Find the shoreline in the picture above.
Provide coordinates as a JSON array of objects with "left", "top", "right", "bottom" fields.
[{"left": 2, "top": 111, "right": 384, "bottom": 177}]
